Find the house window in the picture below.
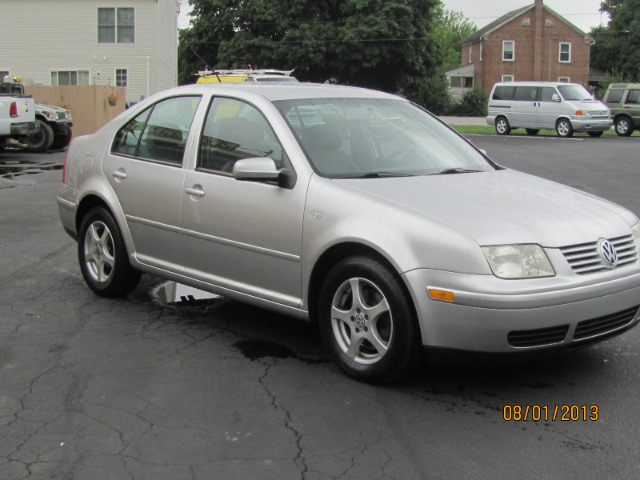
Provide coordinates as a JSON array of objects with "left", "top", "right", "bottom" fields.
[
  {"left": 559, "top": 43, "right": 571, "bottom": 63},
  {"left": 502, "top": 75, "right": 514, "bottom": 82},
  {"left": 502, "top": 41, "right": 515, "bottom": 61},
  {"left": 116, "top": 69, "right": 128, "bottom": 87},
  {"left": 450, "top": 76, "right": 474, "bottom": 88},
  {"left": 558, "top": 77, "right": 570, "bottom": 83},
  {"left": 51, "top": 70, "right": 90, "bottom": 86},
  {"left": 98, "top": 8, "right": 135, "bottom": 44}
]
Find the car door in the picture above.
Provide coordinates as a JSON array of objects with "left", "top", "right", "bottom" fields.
[
  {"left": 512, "top": 86, "right": 538, "bottom": 128},
  {"left": 102, "top": 95, "right": 201, "bottom": 269},
  {"left": 536, "top": 86, "right": 560, "bottom": 129},
  {"left": 624, "top": 89, "right": 640, "bottom": 127},
  {"left": 180, "top": 96, "right": 305, "bottom": 307}
]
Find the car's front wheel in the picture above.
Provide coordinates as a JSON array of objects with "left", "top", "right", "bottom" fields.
[
  {"left": 556, "top": 119, "right": 573, "bottom": 137},
  {"left": 78, "top": 207, "right": 141, "bottom": 297},
  {"left": 25, "top": 119, "right": 54, "bottom": 152},
  {"left": 318, "top": 256, "right": 422, "bottom": 383},
  {"left": 614, "top": 116, "right": 633, "bottom": 137}
]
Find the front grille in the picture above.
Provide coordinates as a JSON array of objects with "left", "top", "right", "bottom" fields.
[
  {"left": 56, "top": 112, "right": 68, "bottom": 120},
  {"left": 508, "top": 325, "right": 569, "bottom": 347},
  {"left": 560, "top": 235, "right": 638, "bottom": 275},
  {"left": 574, "top": 306, "right": 639, "bottom": 340}
]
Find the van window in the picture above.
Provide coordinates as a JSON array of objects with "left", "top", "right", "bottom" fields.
[
  {"left": 607, "top": 89, "right": 624, "bottom": 103},
  {"left": 539, "top": 87, "right": 557, "bottom": 102},
  {"left": 492, "top": 86, "right": 515, "bottom": 100},
  {"left": 514, "top": 86, "right": 537, "bottom": 101}
]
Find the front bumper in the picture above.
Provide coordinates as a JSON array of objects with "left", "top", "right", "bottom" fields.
[
  {"left": 571, "top": 117, "right": 613, "bottom": 132},
  {"left": 404, "top": 266, "right": 640, "bottom": 352}
]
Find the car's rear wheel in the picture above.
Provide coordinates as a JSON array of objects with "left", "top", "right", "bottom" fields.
[
  {"left": 318, "top": 256, "right": 422, "bottom": 383},
  {"left": 25, "top": 119, "right": 54, "bottom": 152},
  {"left": 556, "top": 119, "right": 573, "bottom": 137},
  {"left": 614, "top": 116, "right": 633, "bottom": 137},
  {"left": 495, "top": 116, "right": 511, "bottom": 135},
  {"left": 78, "top": 206, "right": 141, "bottom": 297}
]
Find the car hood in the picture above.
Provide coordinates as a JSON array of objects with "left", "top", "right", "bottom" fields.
[{"left": 335, "top": 169, "right": 636, "bottom": 247}]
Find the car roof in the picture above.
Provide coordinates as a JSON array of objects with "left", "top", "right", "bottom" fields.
[{"left": 161, "top": 82, "right": 404, "bottom": 102}]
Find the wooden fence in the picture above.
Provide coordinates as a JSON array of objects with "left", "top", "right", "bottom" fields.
[{"left": 24, "top": 85, "right": 127, "bottom": 138}]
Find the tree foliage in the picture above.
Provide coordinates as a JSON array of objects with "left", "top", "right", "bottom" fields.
[
  {"left": 590, "top": 0, "right": 640, "bottom": 80},
  {"left": 178, "top": 0, "right": 451, "bottom": 111},
  {"left": 431, "top": 6, "right": 476, "bottom": 74}
]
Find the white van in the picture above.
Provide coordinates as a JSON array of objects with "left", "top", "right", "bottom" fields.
[{"left": 486, "top": 82, "right": 612, "bottom": 137}]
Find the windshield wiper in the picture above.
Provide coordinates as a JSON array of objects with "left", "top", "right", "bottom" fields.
[
  {"left": 352, "top": 172, "right": 415, "bottom": 178},
  {"left": 436, "top": 168, "right": 483, "bottom": 175}
]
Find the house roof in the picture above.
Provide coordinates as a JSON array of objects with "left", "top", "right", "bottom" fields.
[{"left": 461, "top": 2, "right": 588, "bottom": 45}]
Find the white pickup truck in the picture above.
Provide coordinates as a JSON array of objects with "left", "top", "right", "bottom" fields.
[{"left": 0, "top": 81, "right": 37, "bottom": 149}]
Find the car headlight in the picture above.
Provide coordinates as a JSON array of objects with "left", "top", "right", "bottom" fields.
[
  {"left": 632, "top": 222, "right": 640, "bottom": 249},
  {"left": 481, "top": 244, "right": 555, "bottom": 279}
]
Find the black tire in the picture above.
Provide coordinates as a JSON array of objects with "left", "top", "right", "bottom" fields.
[
  {"left": 556, "top": 119, "right": 573, "bottom": 138},
  {"left": 318, "top": 256, "right": 423, "bottom": 383},
  {"left": 25, "top": 119, "right": 54, "bottom": 152},
  {"left": 495, "top": 116, "right": 511, "bottom": 135},
  {"left": 587, "top": 131, "right": 604, "bottom": 138},
  {"left": 51, "top": 126, "right": 73, "bottom": 149},
  {"left": 614, "top": 116, "right": 633, "bottom": 137},
  {"left": 78, "top": 206, "right": 141, "bottom": 297},
  {"left": 525, "top": 129, "right": 539, "bottom": 136}
]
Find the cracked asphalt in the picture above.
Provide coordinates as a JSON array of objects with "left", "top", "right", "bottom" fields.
[{"left": 1, "top": 136, "right": 640, "bottom": 480}]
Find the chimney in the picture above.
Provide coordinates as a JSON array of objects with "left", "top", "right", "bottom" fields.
[{"left": 534, "top": 0, "right": 544, "bottom": 80}]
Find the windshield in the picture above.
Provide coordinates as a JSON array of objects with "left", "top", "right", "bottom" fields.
[
  {"left": 274, "top": 98, "right": 494, "bottom": 178},
  {"left": 558, "top": 85, "right": 594, "bottom": 101}
]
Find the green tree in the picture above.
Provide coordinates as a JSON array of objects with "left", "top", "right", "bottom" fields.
[
  {"left": 591, "top": 0, "right": 640, "bottom": 80},
  {"left": 178, "top": 0, "right": 448, "bottom": 111},
  {"left": 431, "top": 6, "right": 476, "bottom": 74}
]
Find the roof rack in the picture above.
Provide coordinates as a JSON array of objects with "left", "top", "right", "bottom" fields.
[{"left": 196, "top": 68, "right": 295, "bottom": 78}]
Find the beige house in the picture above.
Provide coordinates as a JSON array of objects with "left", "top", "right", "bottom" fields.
[
  {"left": 0, "top": 0, "right": 181, "bottom": 105},
  {"left": 446, "top": 0, "right": 594, "bottom": 99}
]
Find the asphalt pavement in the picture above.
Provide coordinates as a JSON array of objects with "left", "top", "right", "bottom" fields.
[{"left": 2, "top": 139, "right": 640, "bottom": 480}]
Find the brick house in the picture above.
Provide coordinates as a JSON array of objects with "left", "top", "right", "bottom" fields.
[{"left": 445, "top": 0, "right": 594, "bottom": 99}]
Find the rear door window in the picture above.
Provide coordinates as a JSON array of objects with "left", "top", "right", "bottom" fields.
[{"left": 625, "top": 90, "right": 640, "bottom": 105}]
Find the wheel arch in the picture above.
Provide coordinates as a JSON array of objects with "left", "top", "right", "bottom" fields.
[
  {"left": 74, "top": 192, "right": 137, "bottom": 265},
  {"left": 307, "top": 242, "right": 419, "bottom": 330}
]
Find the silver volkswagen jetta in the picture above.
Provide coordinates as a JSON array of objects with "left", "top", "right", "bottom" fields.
[{"left": 57, "top": 83, "right": 640, "bottom": 382}]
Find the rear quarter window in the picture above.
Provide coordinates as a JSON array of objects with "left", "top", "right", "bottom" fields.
[{"left": 492, "top": 86, "right": 515, "bottom": 100}]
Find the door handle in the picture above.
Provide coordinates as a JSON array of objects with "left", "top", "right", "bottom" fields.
[
  {"left": 111, "top": 169, "right": 127, "bottom": 181},
  {"left": 185, "top": 186, "right": 205, "bottom": 198}
]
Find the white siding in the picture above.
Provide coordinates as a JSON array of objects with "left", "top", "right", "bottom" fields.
[{"left": 0, "top": 0, "right": 179, "bottom": 104}]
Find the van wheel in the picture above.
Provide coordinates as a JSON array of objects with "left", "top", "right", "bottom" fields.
[
  {"left": 495, "top": 117, "right": 511, "bottom": 135},
  {"left": 525, "top": 129, "right": 539, "bottom": 136},
  {"left": 588, "top": 131, "right": 604, "bottom": 138},
  {"left": 556, "top": 119, "right": 573, "bottom": 138},
  {"left": 614, "top": 116, "right": 633, "bottom": 136}
]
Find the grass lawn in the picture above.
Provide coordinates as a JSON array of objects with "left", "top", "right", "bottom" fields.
[{"left": 451, "top": 124, "right": 639, "bottom": 137}]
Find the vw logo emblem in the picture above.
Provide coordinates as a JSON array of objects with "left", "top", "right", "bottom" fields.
[
  {"left": 354, "top": 313, "right": 366, "bottom": 329},
  {"left": 598, "top": 239, "right": 618, "bottom": 268}
]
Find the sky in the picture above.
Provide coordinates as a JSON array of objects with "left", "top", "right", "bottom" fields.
[{"left": 178, "top": 0, "right": 608, "bottom": 33}]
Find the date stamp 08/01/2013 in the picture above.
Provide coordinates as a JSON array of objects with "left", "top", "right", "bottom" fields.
[{"left": 503, "top": 405, "right": 599, "bottom": 422}]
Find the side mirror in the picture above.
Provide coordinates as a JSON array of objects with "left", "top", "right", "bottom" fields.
[
  {"left": 552, "top": 93, "right": 561, "bottom": 102},
  {"left": 232, "top": 157, "right": 296, "bottom": 188}
]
